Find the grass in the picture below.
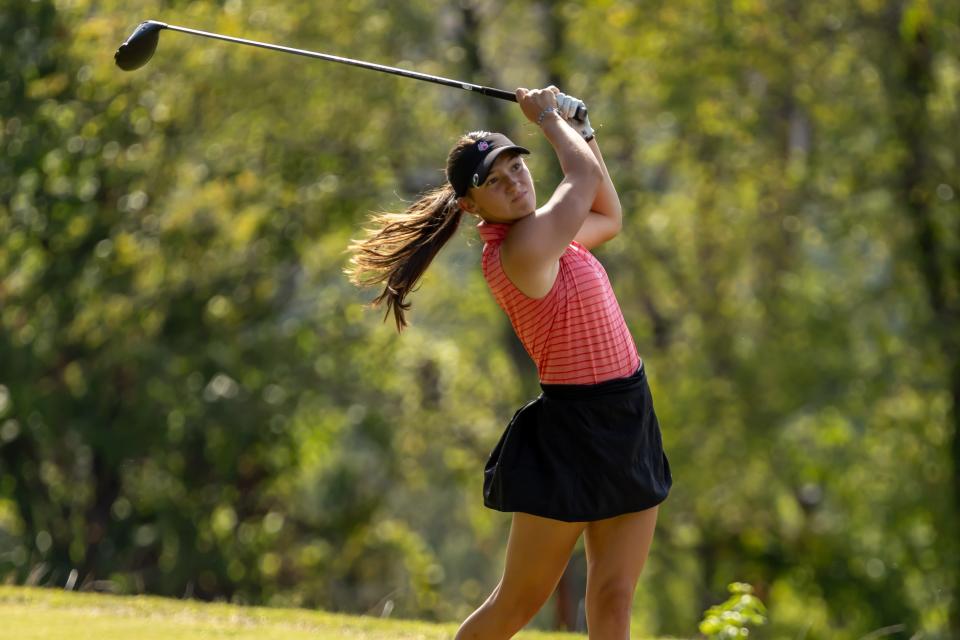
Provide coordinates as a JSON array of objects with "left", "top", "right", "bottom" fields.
[{"left": 0, "top": 585, "right": 613, "bottom": 639}]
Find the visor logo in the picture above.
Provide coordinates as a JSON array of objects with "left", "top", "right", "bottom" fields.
[{"left": 477, "top": 141, "right": 490, "bottom": 151}]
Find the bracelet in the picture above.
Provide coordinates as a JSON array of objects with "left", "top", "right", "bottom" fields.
[{"left": 537, "top": 107, "right": 558, "bottom": 126}]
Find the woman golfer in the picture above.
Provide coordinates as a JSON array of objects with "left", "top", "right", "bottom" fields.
[{"left": 349, "top": 86, "right": 671, "bottom": 638}]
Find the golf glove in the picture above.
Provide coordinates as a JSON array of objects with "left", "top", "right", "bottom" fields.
[{"left": 556, "top": 92, "right": 595, "bottom": 141}]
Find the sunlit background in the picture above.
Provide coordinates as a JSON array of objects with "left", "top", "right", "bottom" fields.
[{"left": 1, "top": 0, "right": 958, "bottom": 637}]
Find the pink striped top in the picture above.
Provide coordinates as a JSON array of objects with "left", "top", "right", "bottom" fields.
[{"left": 478, "top": 221, "right": 640, "bottom": 385}]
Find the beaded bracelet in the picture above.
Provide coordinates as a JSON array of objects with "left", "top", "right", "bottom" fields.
[{"left": 537, "top": 106, "right": 558, "bottom": 126}]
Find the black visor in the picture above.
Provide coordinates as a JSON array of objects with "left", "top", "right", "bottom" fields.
[{"left": 447, "top": 133, "right": 530, "bottom": 197}]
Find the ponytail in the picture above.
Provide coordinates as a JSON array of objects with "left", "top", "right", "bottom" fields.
[{"left": 347, "top": 184, "right": 463, "bottom": 331}]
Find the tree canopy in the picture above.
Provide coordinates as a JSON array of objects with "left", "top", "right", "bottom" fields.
[{"left": 1, "top": 0, "right": 958, "bottom": 636}]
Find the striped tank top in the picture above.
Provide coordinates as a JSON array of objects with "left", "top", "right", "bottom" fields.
[{"left": 478, "top": 221, "right": 640, "bottom": 385}]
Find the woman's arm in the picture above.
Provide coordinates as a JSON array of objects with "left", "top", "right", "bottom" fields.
[
  {"left": 573, "top": 137, "right": 623, "bottom": 249},
  {"left": 552, "top": 94, "right": 622, "bottom": 249},
  {"left": 500, "top": 87, "right": 603, "bottom": 298}
]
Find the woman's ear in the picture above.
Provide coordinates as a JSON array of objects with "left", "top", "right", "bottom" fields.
[{"left": 457, "top": 196, "right": 478, "bottom": 215}]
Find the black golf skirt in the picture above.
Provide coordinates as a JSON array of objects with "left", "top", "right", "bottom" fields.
[{"left": 483, "top": 363, "right": 672, "bottom": 522}]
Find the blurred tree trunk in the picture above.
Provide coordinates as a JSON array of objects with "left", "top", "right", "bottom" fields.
[
  {"left": 880, "top": 2, "right": 959, "bottom": 634},
  {"left": 456, "top": 0, "right": 511, "bottom": 133},
  {"left": 539, "top": 0, "right": 583, "bottom": 632},
  {"left": 81, "top": 450, "right": 121, "bottom": 581},
  {"left": 454, "top": 0, "right": 539, "bottom": 391}
]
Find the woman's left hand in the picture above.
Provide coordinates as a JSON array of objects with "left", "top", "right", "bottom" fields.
[{"left": 556, "top": 93, "right": 595, "bottom": 141}]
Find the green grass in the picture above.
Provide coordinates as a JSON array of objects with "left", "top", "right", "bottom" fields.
[{"left": 0, "top": 585, "right": 604, "bottom": 639}]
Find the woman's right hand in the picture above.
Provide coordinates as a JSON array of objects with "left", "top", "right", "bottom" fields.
[{"left": 516, "top": 86, "right": 561, "bottom": 126}]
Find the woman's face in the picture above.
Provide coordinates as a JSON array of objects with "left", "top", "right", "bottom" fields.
[{"left": 460, "top": 153, "right": 536, "bottom": 223}]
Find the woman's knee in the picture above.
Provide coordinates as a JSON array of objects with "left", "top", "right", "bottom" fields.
[
  {"left": 586, "top": 578, "right": 635, "bottom": 622},
  {"left": 493, "top": 593, "right": 549, "bottom": 630},
  {"left": 489, "top": 587, "right": 551, "bottom": 631},
  {"left": 454, "top": 587, "right": 545, "bottom": 640}
]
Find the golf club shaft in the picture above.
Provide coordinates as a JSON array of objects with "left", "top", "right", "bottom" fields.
[{"left": 162, "top": 22, "right": 518, "bottom": 102}]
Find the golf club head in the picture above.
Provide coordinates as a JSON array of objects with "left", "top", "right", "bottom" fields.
[{"left": 115, "top": 21, "right": 167, "bottom": 71}]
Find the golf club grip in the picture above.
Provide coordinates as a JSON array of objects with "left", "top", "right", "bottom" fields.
[{"left": 481, "top": 88, "right": 589, "bottom": 123}]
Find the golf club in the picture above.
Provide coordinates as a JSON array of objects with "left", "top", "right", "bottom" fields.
[{"left": 115, "top": 21, "right": 587, "bottom": 120}]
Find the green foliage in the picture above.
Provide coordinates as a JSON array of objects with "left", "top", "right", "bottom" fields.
[
  {"left": 0, "top": 0, "right": 958, "bottom": 637},
  {"left": 699, "top": 583, "right": 767, "bottom": 639}
]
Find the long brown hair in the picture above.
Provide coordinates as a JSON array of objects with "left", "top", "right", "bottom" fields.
[{"left": 347, "top": 131, "right": 490, "bottom": 331}]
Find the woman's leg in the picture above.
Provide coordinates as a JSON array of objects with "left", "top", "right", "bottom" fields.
[
  {"left": 455, "top": 512, "right": 586, "bottom": 640},
  {"left": 583, "top": 506, "right": 659, "bottom": 639}
]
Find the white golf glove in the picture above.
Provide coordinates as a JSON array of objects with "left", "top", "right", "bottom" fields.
[{"left": 556, "top": 92, "right": 595, "bottom": 141}]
